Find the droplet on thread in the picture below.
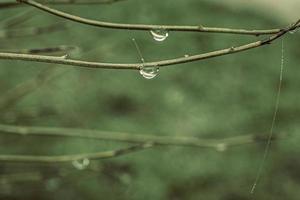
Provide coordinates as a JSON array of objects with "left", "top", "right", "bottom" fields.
[
  {"left": 72, "top": 158, "right": 90, "bottom": 170},
  {"left": 139, "top": 65, "right": 159, "bottom": 79},
  {"left": 150, "top": 29, "right": 169, "bottom": 42}
]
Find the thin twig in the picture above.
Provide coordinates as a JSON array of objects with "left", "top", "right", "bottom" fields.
[
  {"left": 0, "top": 124, "right": 276, "bottom": 148},
  {"left": 0, "top": 20, "right": 299, "bottom": 70},
  {"left": 17, "top": 0, "right": 300, "bottom": 35},
  {"left": 0, "top": 143, "right": 153, "bottom": 163}
]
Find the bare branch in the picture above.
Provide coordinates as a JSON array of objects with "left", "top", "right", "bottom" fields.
[
  {"left": 17, "top": 0, "right": 300, "bottom": 36},
  {"left": 0, "top": 143, "right": 153, "bottom": 163},
  {"left": 0, "top": 21, "right": 298, "bottom": 70}
]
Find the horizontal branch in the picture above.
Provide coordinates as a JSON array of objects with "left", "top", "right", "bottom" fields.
[
  {"left": 0, "top": 143, "right": 153, "bottom": 163},
  {"left": 1, "top": 0, "right": 126, "bottom": 9},
  {"left": 0, "top": 20, "right": 298, "bottom": 70},
  {"left": 0, "top": 124, "right": 278, "bottom": 149},
  {"left": 17, "top": 0, "right": 298, "bottom": 36}
]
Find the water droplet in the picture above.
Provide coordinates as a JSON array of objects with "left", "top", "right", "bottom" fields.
[
  {"left": 184, "top": 54, "right": 189, "bottom": 58},
  {"left": 150, "top": 29, "right": 169, "bottom": 42},
  {"left": 139, "top": 65, "right": 159, "bottom": 79},
  {"left": 215, "top": 143, "right": 227, "bottom": 152},
  {"left": 72, "top": 158, "right": 90, "bottom": 170}
]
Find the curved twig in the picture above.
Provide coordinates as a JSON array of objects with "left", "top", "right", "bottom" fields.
[
  {"left": 0, "top": 20, "right": 299, "bottom": 70},
  {"left": 17, "top": 0, "right": 300, "bottom": 36}
]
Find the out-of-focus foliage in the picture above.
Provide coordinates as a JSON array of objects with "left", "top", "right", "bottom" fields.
[{"left": 0, "top": 0, "right": 300, "bottom": 199}]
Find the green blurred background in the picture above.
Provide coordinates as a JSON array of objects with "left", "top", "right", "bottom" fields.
[{"left": 0, "top": 0, "right": 299, "bottom": 199}]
